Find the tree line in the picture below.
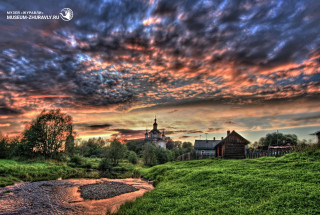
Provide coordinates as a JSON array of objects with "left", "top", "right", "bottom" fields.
[
  {"left": 248, "top": 131, "right": 318, "bottom": 151},
  {"left": 74, "top": 137, "right": 193, "bottom": 167},
  {"left": 2, "top": 109, "right": 316, "bottom": 167},
  {"left": 0, "top": 109, "right": 193, "bottom": 168},
  {"left": 0, "top": 110, "right": 74, "bottom": 160}
]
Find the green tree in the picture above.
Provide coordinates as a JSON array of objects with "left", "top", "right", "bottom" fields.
[
  {"left": 258, "top": 132, "right": 298, "bottom": 146},
  {"left": 126, "top": 139, "right": 145, "bottom": 155},
  {"left": 166, "top": 150, "right": 175, "bottom": 161},
  {"left": 155, "top": 147, "right": 168, "bottom": 164},
  {"left": 172, "top": 147, "right": 183, "bottom": 159},
  {"left": 173, "top": 141, "right": 182, "bottom": 148},
  {"left": 166, "top": 141, "right": 175, "bottom": 150},
  {"left": 22, "top": 109, "right": 74, "bottom": 159},
  {"left": 65, "top": 132, "right": 75, "bottom": 156},
  {"left": 98, "top": 158, "right": 113, "bottom": 173},
  {"left": 6, "top": 137, "right": 21, "bottom": 158},
  {"left": 182, "top": 142, "right": 193, "bottom": 153},
  {"left": 77, "top": 137, "right": 106, "bottom": 157},
  {"left": 248, "top": 141, "right": 261, "bottom": 150},
  {"left": 0, "top": 134, "right": 8, "bottom": 158},
  {"left": 108, "top": 139, "right": 127, "bottom": 166},
  {"left": 143, "top": 142, "right": 158, "bottom": 166},
  {"left": 128, "top": 151, "right": 138, "bottom": 164}
]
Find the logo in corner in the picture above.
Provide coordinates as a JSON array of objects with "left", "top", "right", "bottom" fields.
[{"left": 60, "top": 8, "right": 73, "bottom": 21}]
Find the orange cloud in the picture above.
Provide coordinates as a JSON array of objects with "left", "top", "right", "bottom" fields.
[
  {"left": 143, "top": 17, "right": 162, "bottom": 26},
  {"left": 0, "top": 123, "right": 10, "bottom": 127}
]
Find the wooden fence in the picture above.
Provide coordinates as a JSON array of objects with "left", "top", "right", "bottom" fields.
[
  {"left": 177, "top": 152, "right": 215, "bottom": 161},
  {"left": 177, "top": 148, "right": 292, "bottom": 161},
  {"left": 246, "top": 148, "right": 292, "bottom": 159}
]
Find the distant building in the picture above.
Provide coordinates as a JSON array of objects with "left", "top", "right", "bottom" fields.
[
  {"left": 194, "top": 138, "right": 221, "bottom": 157},
  {"left": 145, "top": 117, "right": 166, "bottom": 149},
  {"left": 193, "top": 130, "right": 249, "bottom": 159}
]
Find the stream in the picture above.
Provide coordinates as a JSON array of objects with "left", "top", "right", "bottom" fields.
[{"left": 0, "top": 178, "right": 154, "bottom": 215}]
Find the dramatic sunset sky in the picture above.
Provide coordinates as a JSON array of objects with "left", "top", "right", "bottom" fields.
[{"left": 0, "top": 0, "right": 319, "bottom": 143}]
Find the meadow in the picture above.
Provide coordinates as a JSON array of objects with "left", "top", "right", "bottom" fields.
[
  {"left": 117, "top": 150, "right": 320, "bottom": 215},
  {"left": 0, "top": 159, "right": 95, "bottom": 187},
  {"left": 1, "top": 150, "right": 320, "bottom": 214},
  {"left": 0, "top": 158, "right": 140, "bottom": 187}
]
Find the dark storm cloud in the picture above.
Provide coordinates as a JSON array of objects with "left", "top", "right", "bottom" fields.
[
  {"left": 179, "top": 135, "right": 198, "bottom": 139},
  {"left": 165, "top": 129, "right": 203, "bottom": 135},
  {"left": 206, "top": 127, "right": 222, "bottom": 133},
  {"left": 152, "top": 0, "right": 320, "bottom": 68},
  {"left": 86, "top": 123, "right": 112, "bottom": 130},
  {"left": 292, "top": 114, "right": 320, "bottom": 123},
  {"left": 0, "top": 0, "right": 319, "bottom": 115},
  {"left": 88, "top": 124, "right": 112, "bottom": 128},
  {"left": 0, "top": 93, "right": 22, "bottom": 115},
  {"left": 0, "top": 107, "right": 21, "bottom": 115},
  {"left": 112, "top": 129, "right": 144, "bottom": 134},
  {"left": 0, "top": 0, "right": 150, "bottom": 113},
  {"left": 74, "top": 123, "right": 112, "bottom": 131},
  {"left": 153, "top": 0, "right": 179, "bottom": 17},
  {"left": 110, "top": 129, "right": 145, "bottom": 138},
  {"left": 167, "top": 109, "right": 178, "bottom": 113}
]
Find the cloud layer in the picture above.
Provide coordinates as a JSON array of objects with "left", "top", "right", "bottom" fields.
[{"left": 0, "top": 0, "right": 320, "bottom": 141}]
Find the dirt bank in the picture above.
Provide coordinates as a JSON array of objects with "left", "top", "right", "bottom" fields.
[{"left": 0, "top": 178, "right": 153, "bottom": 215}]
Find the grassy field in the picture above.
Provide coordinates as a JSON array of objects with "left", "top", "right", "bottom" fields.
[
  {"left": 117, "top": 151, "right": 320, "bottom": 215},
  {"left": 0, "top": 159, "right": 101, "bottom": 187},
  {"left": 0, "top": 158, "right": 141, "bottom": 187}
]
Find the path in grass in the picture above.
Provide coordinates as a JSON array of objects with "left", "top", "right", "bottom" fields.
[
  {"left": 0, "top": 178, "right": 153, "bottom": 214},
  {"left": 117, "top": 152, "right": 320, "bottom": 215}
]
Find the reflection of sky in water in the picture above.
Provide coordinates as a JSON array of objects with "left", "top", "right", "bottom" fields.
[{"left": 0, "top": 178, "right": 153, "bottom": 214}]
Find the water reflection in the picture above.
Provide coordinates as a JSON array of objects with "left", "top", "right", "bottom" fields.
[{"left": 0, "top": 178, "right": 153, "bottom": 214}]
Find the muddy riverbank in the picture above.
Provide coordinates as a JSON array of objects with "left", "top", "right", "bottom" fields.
[{"left": 0, "top": 178, "right": 153, "bottom": 215}]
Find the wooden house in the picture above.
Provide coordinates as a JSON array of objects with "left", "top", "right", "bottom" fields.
[
  {"left": 194, "top": 138, "right": 221, "bottom": 157},
  {"left": 214, "top": 130, "right": 249, "bottom": 159}
]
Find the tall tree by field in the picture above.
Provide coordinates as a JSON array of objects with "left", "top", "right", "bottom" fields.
[
  {"left": 155, "top": 147, "right": 168, "bottom": 164},
  {"left": 182, "top": 142, "right": 193, "bottom": 153},
  {"left": 2, "top": 136, "right": 21, "bottom": 158},
  {"left": 165, "top": 141, "right": 175, "bottom": 150},
  {"left": 77, "top": 137, "right": 106, "bottom": 158},
  {"left": 258, "top": 132, "right": 298, "bottom": 146},
  {"left": 65, "top": 132, "right": 75, "bottom": 156},
  {"left": 108, "top": 139, "right": 127, "bottom": 166},
  {"left": 126, "top": 139, "right": 145, "bottom": 155},
  {"left": 22, "top": 109, "right": 74, "bottom": 158},
  {"left": 143, "top": 142, "right": 158, "bottom": 166},
  {"left": 128, "top": 151, "right": 138, "bottom": 164},
  {"left": 0, "top": 134, "right": 8, "bottom": 158}
]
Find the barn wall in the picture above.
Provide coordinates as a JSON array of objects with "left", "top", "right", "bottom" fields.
[{"left": 222, "top": 134, "right": 246, "bottom": 159}]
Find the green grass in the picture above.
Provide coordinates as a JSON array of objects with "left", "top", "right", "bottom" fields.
[
  {"left": 0, "top": 159, "right": 99, "bottom": 187},
  {"left": 113, "top": 161, "right": 143, "bottom": 178},
  {"left": 117, "top": 151, "right": 320, "bottom": 215},
  {"left": 0, "top": 158, "right": 143, "bottom": 187}
]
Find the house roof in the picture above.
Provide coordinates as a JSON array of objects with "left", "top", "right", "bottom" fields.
[
  {"left": 214, "top": 130, "right": 249, "bottom": 148},
  {"left": 194, "top": 140, "right": 221, "bottom": 150}
]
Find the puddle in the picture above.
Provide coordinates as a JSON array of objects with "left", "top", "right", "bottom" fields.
[{"left": 0, "top": 178, "right": 153, "bottom": 214}]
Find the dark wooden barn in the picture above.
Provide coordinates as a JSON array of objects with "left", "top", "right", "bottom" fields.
[{"left": 215, "top": 130, "right": 249, "bottom": 159}]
